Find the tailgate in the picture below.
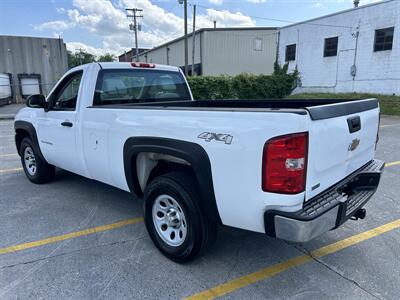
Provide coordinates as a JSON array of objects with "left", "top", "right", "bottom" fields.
[{"left": 305, "top": 99, "right": 379, "bottom": 200}]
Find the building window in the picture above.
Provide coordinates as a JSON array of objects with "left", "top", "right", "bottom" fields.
[
  {"left": 324, "top": 37, "right": 338, "bottom": 57},
  {"left": 285, "top": 44, "right": 296, "bottom": 61},
  {"left": 254, "top": 38, "right": 263, "bottom": 51},
  {"left": 374, "top": 27, "right": 394, "bottom": 52}
]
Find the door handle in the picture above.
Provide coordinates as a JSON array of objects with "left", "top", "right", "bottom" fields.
[{"left": 61, "top": 121, "right": 73, "bottom": 127}]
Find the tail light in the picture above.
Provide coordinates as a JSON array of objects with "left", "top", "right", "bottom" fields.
[
  {"left": 131, "top": 62, "right": 155, "bottom": 68},
  {"left": 262, "top": 132, "right": 308, "bottom": 194}
]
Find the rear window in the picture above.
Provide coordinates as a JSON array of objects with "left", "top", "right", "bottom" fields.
[{"left": 93, "top": 69, "right": 191, "bottom": 105}]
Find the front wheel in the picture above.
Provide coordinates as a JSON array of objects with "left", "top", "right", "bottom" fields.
[
  {"left": 20, "top": 137, "right": 55, "bottom": 184},
  {"left": 144, "top": 172, "right": 216, "bottom": 263}
]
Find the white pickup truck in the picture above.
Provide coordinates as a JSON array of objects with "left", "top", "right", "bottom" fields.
[{"left": 14, "top": 62, "right": 384, "bottom": 262}]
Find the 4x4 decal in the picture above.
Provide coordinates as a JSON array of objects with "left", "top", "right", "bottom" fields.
[{"left": 198, "top": 132, "right": 233, "bottom": 145}]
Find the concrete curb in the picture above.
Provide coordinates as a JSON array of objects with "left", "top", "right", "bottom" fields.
[{"left": 0, "top": 115, "right": 15, "bottom": 120}]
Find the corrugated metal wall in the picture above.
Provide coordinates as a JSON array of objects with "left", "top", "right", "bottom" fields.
[
  {"left": 138, "top": 29, "right": 278, "bottom": 76},
  {"left": 0, "top": 36, "right": 68, "bottom": 102},
  {"left": 139, "top": 34, "right": 202, "bottom": 69},
  {"left": 202, "top": 29, "right": 278, "bottom": 76}
]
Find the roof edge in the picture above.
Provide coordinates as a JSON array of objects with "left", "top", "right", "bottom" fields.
[
  {"left": 281, "top": 0, "right": 394, "bottom": 29},
  {"left": 0, "top": 34, "right": 65, "bottom": 41}
]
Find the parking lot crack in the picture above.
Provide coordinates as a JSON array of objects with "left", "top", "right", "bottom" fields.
[
  {"left": 0, "top": 235, "right": 147, "bottom": 270},
  {"left": 291, "top": 244, "right": 383, "bottom": 300},
  {"left": 383, "top": 194, "right": 397, "bottom": 204},
  {"left": 223, "top": 232, "right": 247, "bottom": 282}
]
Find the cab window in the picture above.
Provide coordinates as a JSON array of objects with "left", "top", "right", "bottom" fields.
[
  {"left": 51, "top": 72, "right": 83, "bottom": 110},
  {"left": 93, "top": 69, "right": 190, "bottom": 105}
]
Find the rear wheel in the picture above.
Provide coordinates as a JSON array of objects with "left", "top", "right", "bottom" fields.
[
  {"left": 144, "top": 172, "right": 217, "bottom": 262},
  {"left": 20, "top": 137, "right": 55, "bottom": 183}
]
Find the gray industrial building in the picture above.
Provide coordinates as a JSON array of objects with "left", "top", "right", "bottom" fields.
[
  {"left": 0, "top": 35, "right": 68, "bottom": 104},
  {"left": 137, "top": 27, "right": 278, "bottom": 76}
]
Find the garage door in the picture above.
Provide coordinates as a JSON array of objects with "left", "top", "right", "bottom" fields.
[
  {"left": 0, "top": 73, "right": 12, "bottom": 100},
  {"left": 20, "top": 77, "right": 40, "bottom": 97}
]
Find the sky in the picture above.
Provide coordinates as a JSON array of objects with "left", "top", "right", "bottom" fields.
[{"left": 0, "top": 0, "right": 383, "bottom": 57}]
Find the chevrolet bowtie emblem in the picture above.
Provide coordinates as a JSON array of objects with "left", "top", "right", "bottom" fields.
[{"left": 348, "top": 138, "right": 360, "bottom": 151}]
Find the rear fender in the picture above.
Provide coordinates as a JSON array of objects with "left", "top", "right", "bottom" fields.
[{"left": 123, "top": 137, "right": 221, "bottom": 224}]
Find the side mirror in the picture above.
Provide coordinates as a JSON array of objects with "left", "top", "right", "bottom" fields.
[{"left": 26, "top": 94, "right": 47, "bottom": 109}]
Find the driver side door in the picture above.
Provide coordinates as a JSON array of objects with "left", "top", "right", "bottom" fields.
[{"left": 37, "top": 71, "right": 83, "bottom": 175}]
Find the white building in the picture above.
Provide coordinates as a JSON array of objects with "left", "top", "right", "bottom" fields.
[
  {"left": 278, "top": 0, "right": 400, "bottom": 95},
  {"left": 138, "top": 27, "right": 278, "bottom": 76}
]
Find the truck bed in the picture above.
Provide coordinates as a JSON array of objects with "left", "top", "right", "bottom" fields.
[{"left": 91, "top": 98, "right": 378, "bottom": 120}]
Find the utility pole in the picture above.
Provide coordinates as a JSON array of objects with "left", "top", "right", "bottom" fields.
[
  {"left": 178, "top": 0, "right": 189, "bottom": 76},
  {"left": 191, "top": 4, "right": 196, "bottom": 76},
  {"left": 184, "top": 0, "right": 188, "bottom": 76},
  {"left": 126, "top": 8, "right": 143, "bottom": 62},
  {"left": 75, "top": 48, "right": 83, "bottom": 65}
]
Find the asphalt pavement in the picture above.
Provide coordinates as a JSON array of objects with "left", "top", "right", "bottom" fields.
[{"left": 0, "top": 116, "right": 399, "bottom": 299}]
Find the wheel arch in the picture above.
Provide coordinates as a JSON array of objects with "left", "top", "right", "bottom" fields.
[
  {"left": 123, "top": 137, "right": 221, "bottom": 224},
  {"left": 14, "top": 120, "right": 47, "bottom": 162}
]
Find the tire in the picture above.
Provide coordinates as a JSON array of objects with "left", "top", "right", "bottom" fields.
[
  {"left": 20, "top": 137, "right": 55, "bottom": 184},
  {"left": 144, "top": 172, "right": 217, "bottom": 263}
]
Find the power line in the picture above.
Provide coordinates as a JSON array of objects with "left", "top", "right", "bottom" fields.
[
  {"left": 153, "top": 26, "right": 185, "bottom": 46},
  {"left": 194, "top": 3, "right": 355, "bottom": 30},
  {"left": 164, "top": 1, "right": 179, "bottom": 14},
  {"left": 137, "top": 0, "right": 357, "bottom": 56}
]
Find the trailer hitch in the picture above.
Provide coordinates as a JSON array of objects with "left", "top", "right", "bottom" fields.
[{"left": 351, "top": 208, "right": 366, "bottom": 220}]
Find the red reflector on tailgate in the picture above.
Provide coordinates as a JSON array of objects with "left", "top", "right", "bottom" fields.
[{"left": 262, "top": 132, "right": 308, "bottom": 194}]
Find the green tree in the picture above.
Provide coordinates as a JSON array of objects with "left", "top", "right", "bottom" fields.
[
  {"left": 97, "top": 53, "right": 116, "bottom": 62},
  {"left": 67, "top": 50, "right": 96, "bottom": 68}
]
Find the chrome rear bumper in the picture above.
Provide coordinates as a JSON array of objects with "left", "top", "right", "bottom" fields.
[{"left": 264, "top": 159, "right": 385, "bottom": 243}]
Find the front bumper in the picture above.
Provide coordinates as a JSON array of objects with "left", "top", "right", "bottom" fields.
[{"left": 264, "top": 159, "right": 385, "bottom": 243}]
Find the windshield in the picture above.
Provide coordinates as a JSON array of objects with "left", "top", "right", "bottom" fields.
[{"left": 93, "top": 69, "right": 191, "bottom": 105}]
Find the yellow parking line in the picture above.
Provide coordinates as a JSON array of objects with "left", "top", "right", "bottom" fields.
[
  {"left": 385, "top": 161, "right": 400, "bottom": 167},
  {"left": 0, "top": 153, "right": 18, "bottom": 157},
  {"left": 0, "top": 159, "right": 398, "bottom": 257},
  {"left": 380, "top": 124, "right": 399, "bottom": 128},
  {"left": 0, "top": 217, "right": 144, "bottom": 255},
  {"left": 186, "top": 219, "right": 400, "bottom": 300},
  {"left": 0, "top": 167, "right": 23, "bottom": 174}
]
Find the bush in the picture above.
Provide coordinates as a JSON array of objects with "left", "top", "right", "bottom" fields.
[
  {"left": 186, "top": 75, "right": 234, "bottom": 100},
  {"left": 187, "top": 64, "right": 298, "bottom": 100}
]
